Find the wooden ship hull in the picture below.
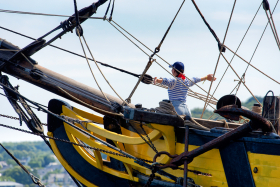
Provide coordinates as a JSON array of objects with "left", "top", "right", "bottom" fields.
[
  {"left": 45, "top": 98, "right": 280, "bottom": 187},
  {"left": 1, "top": 1, "right": 280, "bottom": 186}
]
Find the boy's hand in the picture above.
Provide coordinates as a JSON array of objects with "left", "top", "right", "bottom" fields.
[
  {"left": 207, "top": 74, "right": 216, "bottom": 81},
  {"left": 153, "top": 77, "right": 158, "bottom": 84}
]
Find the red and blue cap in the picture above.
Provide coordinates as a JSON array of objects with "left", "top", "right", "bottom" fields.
[{"left": 169, "top": 61, "right": 184, "bottom": 72}]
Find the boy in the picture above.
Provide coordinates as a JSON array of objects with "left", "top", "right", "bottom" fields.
[{"left": 153, "top": 61, "right": 216, "bottom": 116}]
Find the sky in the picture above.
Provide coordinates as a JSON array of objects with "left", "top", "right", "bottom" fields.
[{"left": 0, "top": 0, "right": 279, "bottom": 142}]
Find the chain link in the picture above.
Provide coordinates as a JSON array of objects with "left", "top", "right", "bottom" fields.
[
  {"left": 143, "top": 166, "right": 157, "bottom": 187},
  {"left": 140, "top": 122, "right": 158, "bottom": 154},
  {"left": 0, "top": 121, "right": 212, "bottom": 178},
  {"left": 0, "top": 113, "right": 47, "bottom": 126}
]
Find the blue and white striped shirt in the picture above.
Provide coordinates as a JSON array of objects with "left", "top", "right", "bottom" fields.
[{"left": 161, "top": 77, "right": 201, "bottom": 102}]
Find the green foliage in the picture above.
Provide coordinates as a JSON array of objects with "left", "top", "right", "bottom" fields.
[
  {"left": 43, "top": 155, "right": 55, "bottom": 167},
  {"left": 191, "top": 108, "right": 216, "bottom": 119},
  {"left": 2, "top": 166, "right": 39, "bottom": 185},
  {"left": 6, "top": 159, "right": 17, "bottom": 167},
  {"left": 242, "top": 96, "right": 263, "bottom": 110},
  {"left": 0, "top": 141, "right": 54, "bottom": 168},
  {"left": 0, "top": 154, "right": 4, "bottom": 161},
  {"left": 28, "top": 159, "right": 42, "bottom": 168},
  {"left": 42, "top": 169, "right": 61, "bottom": 180},
  {"left": 0, "top": 176, "right": 15, "bottom": 182},
  {"left": 28, "top": 154, "right": 56, "bottom": 168},
  {"left": 190, "top": 96, "right": 264, "bottom": 119}
]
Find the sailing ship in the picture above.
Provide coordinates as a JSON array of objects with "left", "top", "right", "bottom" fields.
[{"left": 0, "top": 0, "right": 280, "bottom": 186}]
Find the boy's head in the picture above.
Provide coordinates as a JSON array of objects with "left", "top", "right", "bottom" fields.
[{"left": 170, "top": 61, "right": 184, "bottom": 74}]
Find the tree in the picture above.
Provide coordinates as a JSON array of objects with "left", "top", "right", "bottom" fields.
[
  {"left": 0, "top": 154, "right": 4, "bottom": 161},
  {"left": 6, "top": 159, "right": 17, "bottom": 166},
  {"left": 2, "top": 166, "right": 39, "bottom": 185},
  {"left": 42, "top": 155, "right": 55, "bottom": 167},
  {"left": 0, "top": 176, "right": 15, "bottom": 182},
  {"left": 28, "top": 159, "right": 42, "bottom": 168}
]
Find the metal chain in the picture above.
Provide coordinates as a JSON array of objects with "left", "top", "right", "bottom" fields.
[
  {"left": 143, "top": 166, "right": 157, "bottom": 187},
  {"left": 127, "top": 122, "right": 158, "bottom": 154},
  {"left": 0, "top": 121, "right": 212, "bottom": 177},
  {"left": 0, "top": 122, "right": 157, "bottom": 163},
  {"left": 140, "top": 123, "right": 158, "bottom": 154},
  {"left": 0, "top": 113, "right": 47, "bottom": 126}
]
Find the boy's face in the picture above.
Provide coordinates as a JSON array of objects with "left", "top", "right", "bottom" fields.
[{"left": 172, "top": 69, "right": 178, "bottom": 77}]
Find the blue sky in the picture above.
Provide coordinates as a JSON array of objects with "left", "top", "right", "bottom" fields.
[{"left": 0, "top": 0, "right": 279, "bottom": 142}]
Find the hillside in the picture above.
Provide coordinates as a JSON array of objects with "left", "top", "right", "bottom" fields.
[
  {"left": 0, "top": 141, "right": 56, "bottom": 186},
  {"left": 191, "top": 96, "right": 264, "bottom": 119}
]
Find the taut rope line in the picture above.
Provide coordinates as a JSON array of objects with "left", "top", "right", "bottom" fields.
[
  {"left": 76, "top": 30, "right": 111, "bottom": 104},
  {"left": 81, "top": 35, "right": 129, "bottom": 105},
  {"left": 220, "top": 53, "right": 262, "bottom": 106},
  {"left": 109, "top": 20, "right": 218, "bottom": 100},
  {"left": 125, "top": 0, "right": 186, "bottom": 104},
  {"left": 201, "top": 0, "right": 237, "bottom": 118},
  {"left": 0, "top": 9, "right": 103, "bottom": 19},
  {"left": 225, "top": 45, "right": 280, "bottom": 85},
  {"left": 108, "top": 20, "right": 217, "bottom": 106},
  {"left": 203, "top": 2, "right": 262, "bottom": 111}
]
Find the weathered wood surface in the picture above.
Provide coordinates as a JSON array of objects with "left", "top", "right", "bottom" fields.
[
  {"left": 193, "top": 118, "right": 241, "bottom": 129},
  {"left": 129, "top": 109, "right": 185, "bottom": 127},
  {"left": 124, "top": 107, "right": 242, "bottom": 129}
]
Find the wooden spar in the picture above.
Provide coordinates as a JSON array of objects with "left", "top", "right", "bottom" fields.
[{"left": 0, "top": 39, "right": 134, "bottom": 115}]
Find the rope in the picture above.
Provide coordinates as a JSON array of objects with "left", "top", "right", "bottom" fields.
[
  {"left": 109, "top": 20, "right": 218, "bottom": 101},
  {"left": 103, "top": 0, "right": 112, "bottom": 20},
  {"left": 0, "top": 143, "right": 45, "bottom": 187},
  {"left": 218, "top": 119, "right": 229, "bottom": 128},
  {"left": 125, "top": 59, "right": 154, "bottom": 104},
  {"left": 268, "top": 6, "right": 280, "bottom": 48},
  {"left": 252, "top": 105, "right": 262, "bottom": 115},
  {"left": 233, "top": 0, "right": 279, "bottom": 100},
  {"left": 190, "top": 0, "right": 224, "bottom": 51},
  {"left": 0, "top": 24, "right": 217, "bottom": 105},
  {"left": 155, "top": 101, "right": 177, "bottom": 115},
  {"left": 205, "top": 2, "right": 263, "bottom": 110},
  {"left": 125, "top": 0, "right": 186, "bottom": 104},
  {"left": 153, "top": 59, "right": 216, "bottom": 110},
  {"left": 109, "top": 0, "right": 115, "bottom": 21},
  {"left": 234, "top": 73, "right": 245, "bottom": 96},
  {"left": 20, "top": 52, "right": 34, "bottom": 67},
  {"left": 0, "top": 81, "right": 140, "bottom": 162},
  {"left": 0, "top": 9, "right": 103, "bottom": 19},
  {"left": 154, "top": 83, "right": 217, "bottom": 105},
  {"left": 0, "top": 49, "right": 19, "bottom": 51},
  {"left": 220, "top": 53, "right": 262, "bottom": 107},
  {"left": 263, "top": 0, "right": 280, "bottom": 49},
  {"left": 185, "top": 118, "right": 210, "bottom": 131},
  {"left": 57, "top": 86, "right": 123, "bottom": 116},
  {"left": 109, "top": 20, "right": 217, "bottom": 105},
  {"left": 201, "top": 0, "right": 237, "bottom": 118},
  {"left": 74, "top": 0, "right": 83, "bottom": 31},
  {"left": 81, "top": 35, "right": 129, "bottom": 105},
  {"left": 0, "top": 87, "right": 48, "bottom": 109},
  {"left": 76, "top": 30, "right": 111, "bottom": 104},
  {"left": 155, "top": 0, "right": 186, "bottom": 52},
  {"left": 244, "top": 1, "right": 279, "bottom": 75},
  {"left": 225, "top": 45, "right": 280, "bottom": 85}
]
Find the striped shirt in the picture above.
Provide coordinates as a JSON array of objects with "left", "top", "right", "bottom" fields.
[{"left": 161, "top": 77, "right": 201, "bottom": 102}]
